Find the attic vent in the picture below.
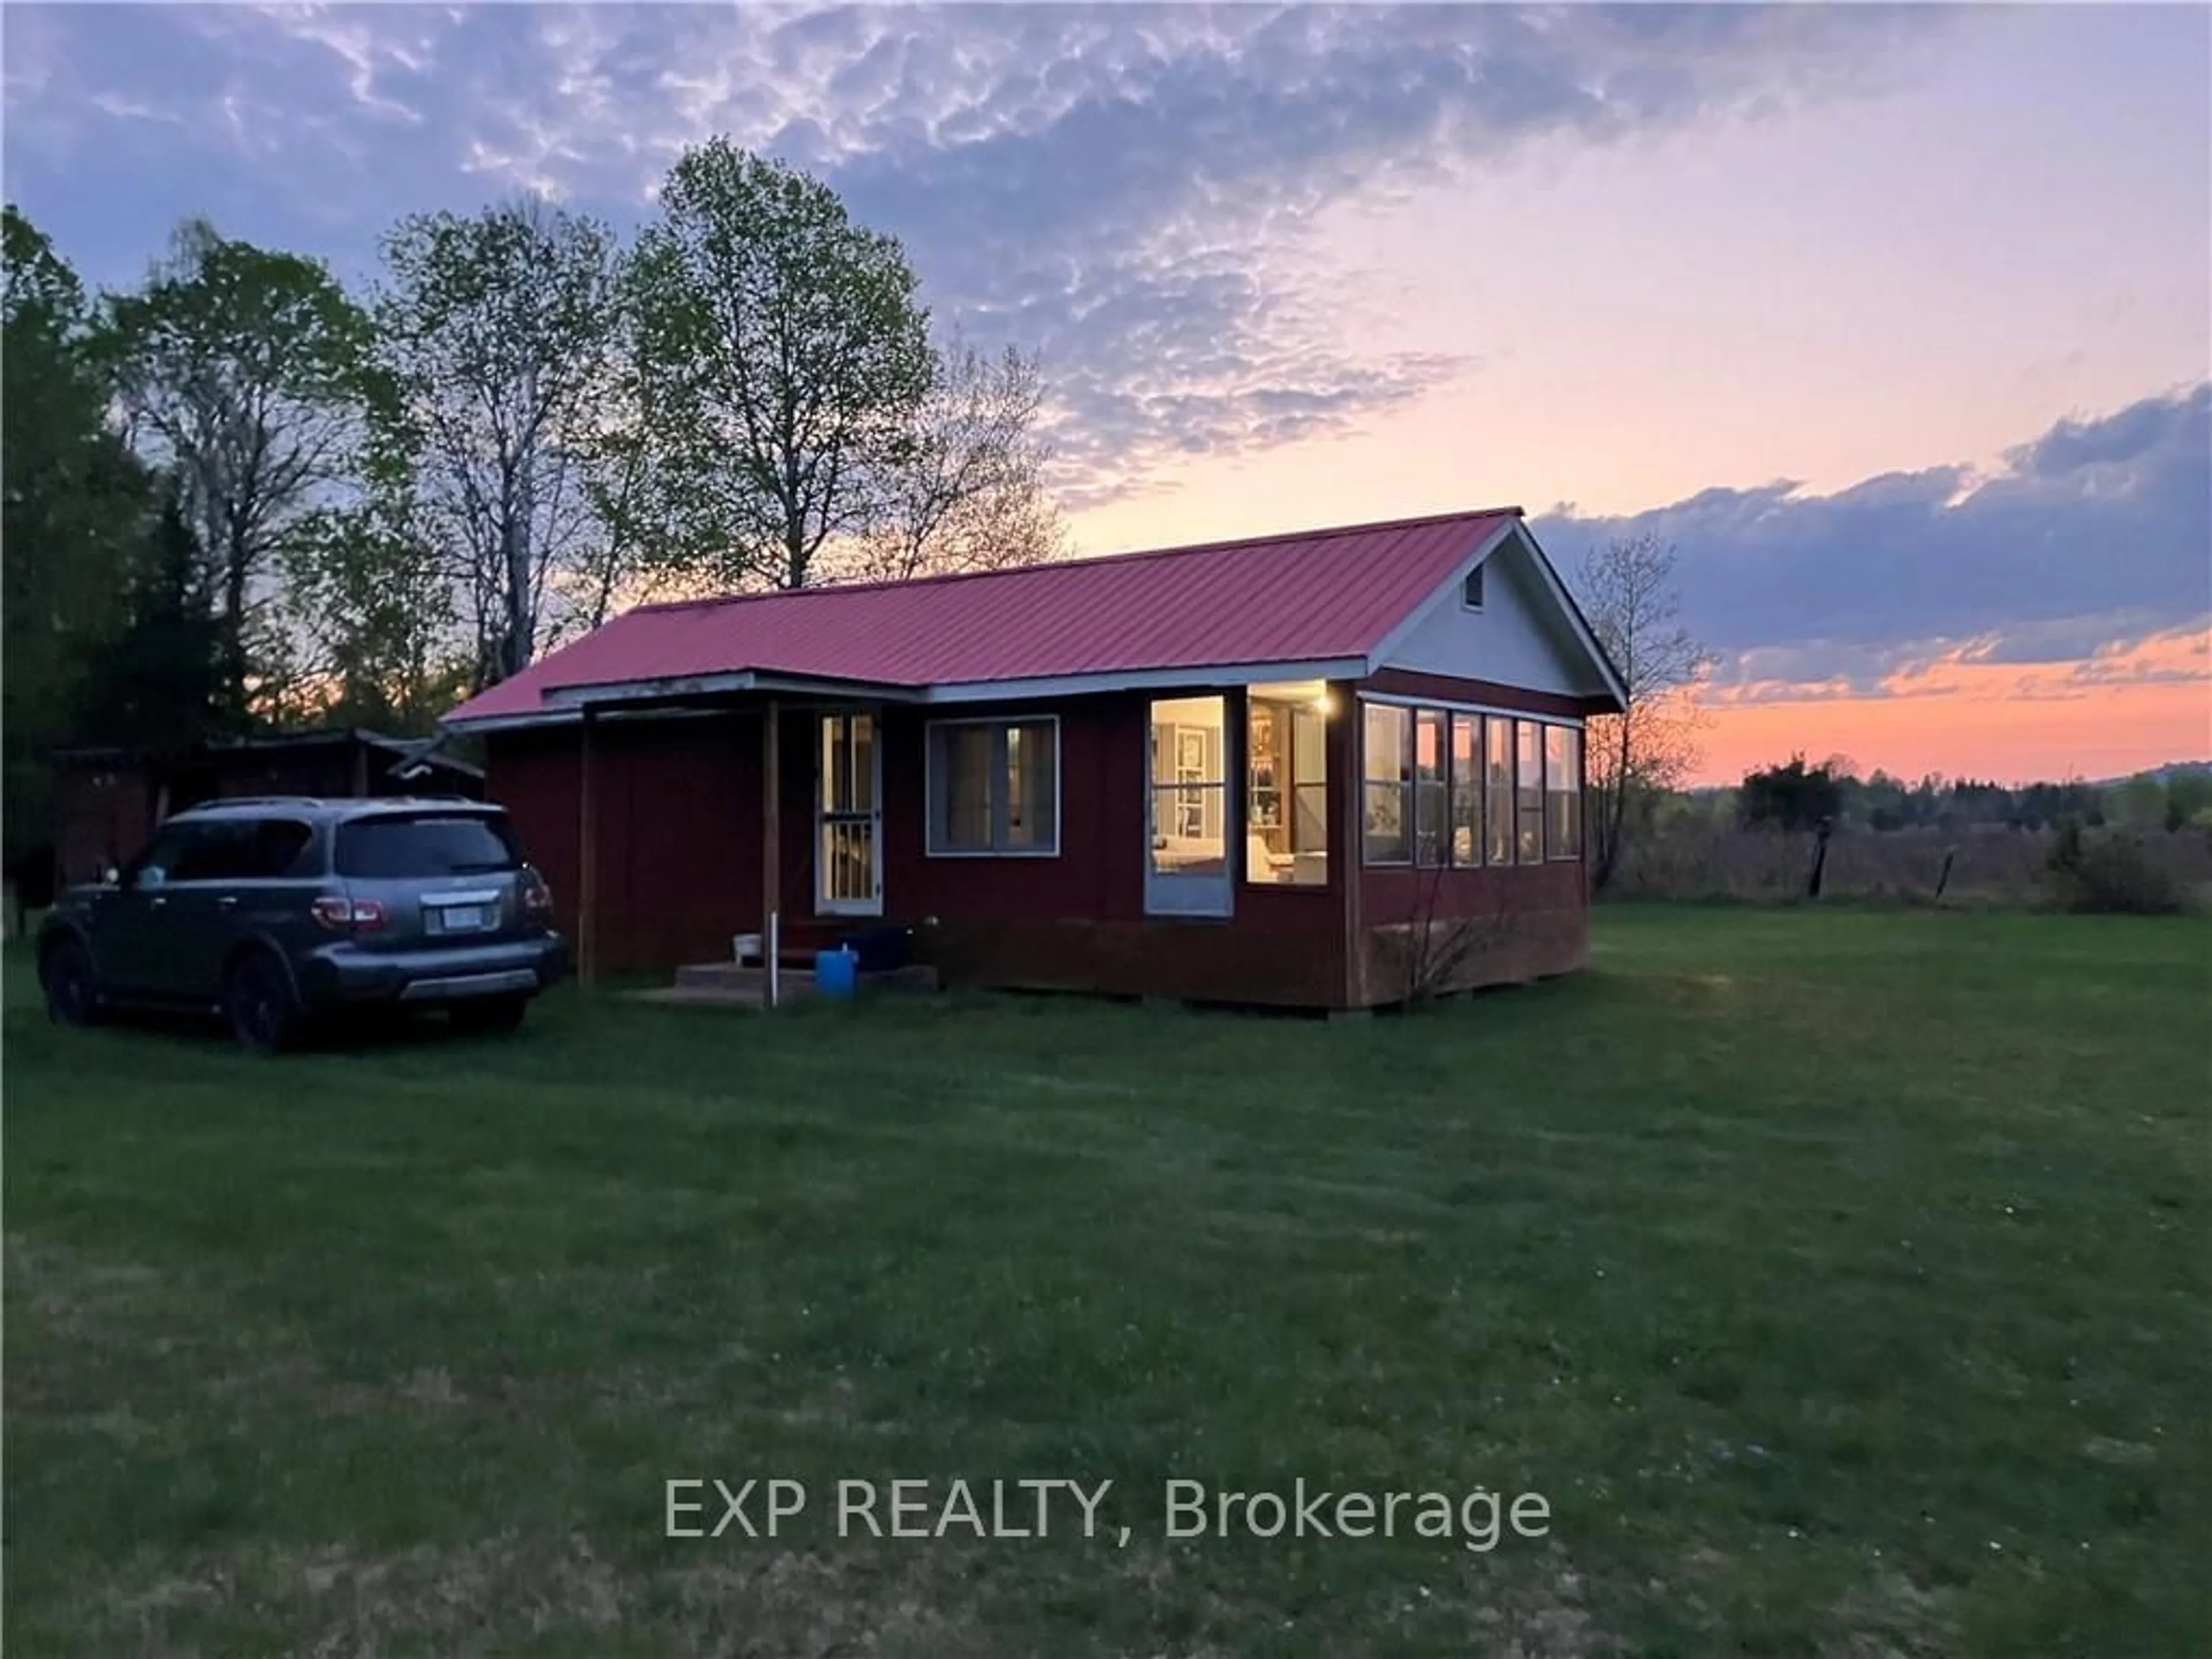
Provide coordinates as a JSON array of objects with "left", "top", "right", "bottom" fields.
[{"left": 1461, "top": 565, "right": 1486, "bottom": 610}]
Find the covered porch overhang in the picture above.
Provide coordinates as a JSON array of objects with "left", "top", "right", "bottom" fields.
[{"left": 448, "top": 675, "right": 909, "bottom": 1002}]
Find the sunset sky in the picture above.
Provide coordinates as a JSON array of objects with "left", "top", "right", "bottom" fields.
[{"left": 5, "top": 3, "right": 2206, "bottom": 783}]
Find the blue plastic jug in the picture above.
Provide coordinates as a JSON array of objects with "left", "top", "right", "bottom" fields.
[{"left": 814, "top": 948, "right": 858, "bottom": 998}]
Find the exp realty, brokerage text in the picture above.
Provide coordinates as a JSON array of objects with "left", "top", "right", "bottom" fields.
[{"left": 666, "top": 1476, "right": 1554, "bottom": 1555}]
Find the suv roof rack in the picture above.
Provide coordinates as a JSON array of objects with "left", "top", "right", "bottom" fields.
[{"left": 182, "top": 796, "right": 328, "bottom": 810}]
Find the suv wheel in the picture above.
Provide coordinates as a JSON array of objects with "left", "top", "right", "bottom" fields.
[
  {"left": 450, "top": 994, "right": 528, "bottom": 1036},
  {"left": 225, "top": 952, "right": 304, "bottom": 1055},
  {"left": 41, "top": 938, "right": 103, "bottom": 1028}
]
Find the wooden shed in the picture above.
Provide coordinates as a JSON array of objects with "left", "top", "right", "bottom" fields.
[{"left": 52, "top": 729, "right": 483, "bottom": 889}]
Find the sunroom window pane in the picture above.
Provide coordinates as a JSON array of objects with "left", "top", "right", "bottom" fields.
[
  {"left": 1450, "top": 713, "right": 1482, "bottom": 865},
  {"left": 1547, "top": 726, "right": 1581, "bottom": 860},
  {"left": 1414, "top": 709, "right": 1448, "bottom": 866},
  {"left": 1362, "top": 703, "right": 1410, "bottom": 864},
  {"left": 1516, "top": 721, "right": 1545, "bottom": 863},
  {"left": 1485, "top": 718, "right": 1514, "bottom": 866}
]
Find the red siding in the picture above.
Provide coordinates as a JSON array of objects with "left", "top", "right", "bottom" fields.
[
  {"left": 1360, "top": 668, "right": 1595, "bottom": 721},
  {"left": 55, "top": 768, "right": 154, "bottom": 888},
  {"left": 487, "top": 716, "right": 760, "bottom": 976},
  {"left": 480, "top": 666, "right": 1593, "bottom": 1005},
  {"left": 486, "top": 729, "right": 582, "bottom": 915},
  {"left": 881, "top": 695, "right": 1143, "bottom": 925}
]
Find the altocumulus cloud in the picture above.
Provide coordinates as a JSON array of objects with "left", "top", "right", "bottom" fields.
[
  {"left": 21, "top": 0, "right": 2175, "bottom": 687},
  {"left": 1535, "top": 384, "right": 2212, "bottom": 701},
  {"left": 4, "top": 2, "right": 1948, "bottom": 495}
]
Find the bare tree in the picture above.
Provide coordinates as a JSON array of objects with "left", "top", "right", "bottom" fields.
[
  {"left": 843, "top": 339, "right": 1068, "bottom": 583},
  {"left": 1577, "top": 532, "right": 1711, "bottom": 891},
  {"left": 1390, "top": 865, "right": 1521, "bottom": 1003}
]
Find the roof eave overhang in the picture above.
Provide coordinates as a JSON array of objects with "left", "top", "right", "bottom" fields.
[
  {"left": 445, "top": 657, "right": 1374, "bottom": 733},
  {"left": 541, "top": 669, "right": 929, "bottom": 709},
  {"left": 918, "top": 656, "right": 1369, "bottom": 705}
]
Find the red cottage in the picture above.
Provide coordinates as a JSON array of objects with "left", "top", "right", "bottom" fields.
[{"left": 441, "top": 507, "right": 1627, "bottom": 1010}]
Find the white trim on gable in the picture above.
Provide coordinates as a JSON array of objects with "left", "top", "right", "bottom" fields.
[
  {"left": 1508, "top": 521, "right": 1628, "bottom": 707},
  {"left": 1363, "top": 518, "right": 1519, "bottom": 670},
  {"left": 1368, "top": 521, "right": 1626, "bottom": 707}
]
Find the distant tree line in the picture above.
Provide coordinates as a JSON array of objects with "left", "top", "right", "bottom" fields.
[
  {"left": 1724, "top": 755, "right": 2212, "bottom": 836},
  {"left": 1, "top": 141, "right": 1065, "bottom": 868}
]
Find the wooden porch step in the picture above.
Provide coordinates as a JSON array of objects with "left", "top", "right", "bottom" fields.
[
  {"left": 725, "top": 921, "right": 901, "bottom": 969},
  {"left": 671, "top": 960, "right": 940, "bottom": 997}
]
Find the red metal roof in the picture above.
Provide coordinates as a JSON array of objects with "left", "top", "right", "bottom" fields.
[{"left": 448, "top": 506, "right": 1522, "bottom": 723}]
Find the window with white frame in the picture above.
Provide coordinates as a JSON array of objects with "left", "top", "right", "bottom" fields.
[
  {"left": 1546, "top": 725, "right": 1582, "bottom": 859},
  {"left": 1149, "top": 695, "right": 1229, "bottom": 877},
  {"left": 927, "top": 717, "right": 1059, "bottom": 855}
]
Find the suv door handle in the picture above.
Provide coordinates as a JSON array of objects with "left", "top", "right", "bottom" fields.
[
  {"left": 149, "top": 895, "right": 168, "bottom": 909},
  {"left": 217, "top": 896, "right": 238, "bottom": 910}
]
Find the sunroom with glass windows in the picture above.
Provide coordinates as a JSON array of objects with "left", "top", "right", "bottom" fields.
[{"left": 1357, "top": 696, "right": 1582, "bottom": 871}]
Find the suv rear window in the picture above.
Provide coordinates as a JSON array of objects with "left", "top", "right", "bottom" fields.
[{"left": 335, "top": 815, "right": 520, "bottom": 879}]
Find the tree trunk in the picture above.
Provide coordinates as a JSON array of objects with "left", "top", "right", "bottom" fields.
[
  {"left": 219, "top": 536, "right": 251, "bottom": 732},
  {"left": 1592, "top": 719, "right": 1634, "bottom": 893},
  {"left": 502, "top": 453, "right": 536, "bottom": 681},
  {"left": 782, "top": 507, "right": 807, "bottom": 590}
]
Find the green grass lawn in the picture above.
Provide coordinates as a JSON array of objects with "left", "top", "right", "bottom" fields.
[{"left": 5, "top": 906, "right": 2207, "bottom": 1656}]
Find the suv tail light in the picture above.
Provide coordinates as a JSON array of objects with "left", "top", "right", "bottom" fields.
[
  {"left": 520, "top": 866, "right": 554, "bottom": 918},
  {"left": 313, "top": 896, "right": 387, "bottom": 933}
]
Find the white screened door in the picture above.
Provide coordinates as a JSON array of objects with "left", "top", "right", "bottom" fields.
[
  {"left": 1145, "top": 695, "right": 1233, "bottom": 917},
  {"left": 817, "top": 711, "right": 882, "bottom": 915}
]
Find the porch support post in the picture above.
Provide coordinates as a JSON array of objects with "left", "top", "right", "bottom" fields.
[
  {"left": 577, "top": 707, "right": 599, "bottom": 993},
  {"left": 763, "top": 700, "right": 781, "bottom": 1008},
  {"left": 1337, "top": 679, "right": 1364, "bottom": 1010}
]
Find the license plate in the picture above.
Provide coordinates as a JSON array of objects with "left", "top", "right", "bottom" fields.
[{"left": 440, "top": 905, "right": 486, "bottom": 931}]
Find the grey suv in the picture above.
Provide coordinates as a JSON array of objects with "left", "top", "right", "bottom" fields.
[{"left": 37, "top": 797, "right": 567, "bottom": 1052}]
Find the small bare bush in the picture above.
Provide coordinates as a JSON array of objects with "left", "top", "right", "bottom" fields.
[{"left": 2043, "top": 823, "right": 2188, "bottom": 915}]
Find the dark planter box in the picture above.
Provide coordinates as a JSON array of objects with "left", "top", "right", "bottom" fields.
[{"left": 839, "top": 927, "right": 912, "bottom": 973}]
